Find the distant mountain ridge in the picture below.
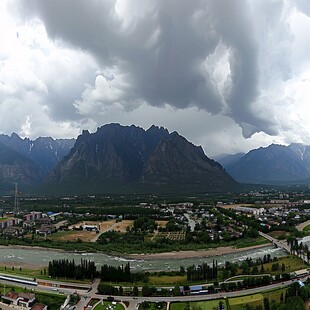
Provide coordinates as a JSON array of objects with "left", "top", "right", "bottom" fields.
[
  {"left": 45, "top": 123, "right": 239, "bottom": 194},
  {"left": 218, "top": 143, "right": 310, "bottom": 184},
  {"left": 0, "top": 133, "right": 75, "bottom": 186},
  {"left": 3, "top": 126, "right": 310, "bottom": 192}
]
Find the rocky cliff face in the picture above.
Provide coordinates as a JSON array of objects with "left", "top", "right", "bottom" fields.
[
  {"left": 0, "top": 142, "right": 44, "bottom": 185},
  {"left": 142, "top": 132, "right": 235, "bottom": 192},
  {"left": 46, "top": 124, "right": 239, "bottom": 194}
]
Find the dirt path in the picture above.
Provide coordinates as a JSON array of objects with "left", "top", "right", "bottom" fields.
[{"left": 296, "top": 220, "right": 310, "bottom": 231}]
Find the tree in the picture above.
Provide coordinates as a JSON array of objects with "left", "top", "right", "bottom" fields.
[
  {"left": 132, "top": 286, "right": 139, "bottom": 296},
  {"left": 179, "top": 266, "right": 185, "bottom": 275},
  {"left": 260, "top": 264, "right": 265, "bottom": 273},
  {"left": 285, "top": 296, "right": 306, "bottom": 310},
  {"left": 286, "top": 282, "right": 301, "bottom": 299},
  {"left": 218, "top": 301, "right": 224, "bottom": 310},
  {"left": 142, "top": 285, "right": 152, "bottom": 297},
  {"left": 263, "top": 297, "right": 270, "bottom": 310},
  {"left": 172, "top": 285, "right": 180, "bottom": 296},
  {"left": 97, "top": 283, "right": 118, "bottom": 295},
  {"left": 281, "top": 263, "right": 285, "bottom": 272},
  {"left": 119, "top": 286, "right": 123, "bottom": 296},
  {"left": 252, "top": 265, "right": 258, "bottom": 274},
  {"left": 300, "top": 286, "right": 310, "bottom": 301},
  {"left": 271, "top": 263, "right": 279, "bottom": 272},
  {"left": 241, "top": 261, "right": 250, "bottom": 274}
]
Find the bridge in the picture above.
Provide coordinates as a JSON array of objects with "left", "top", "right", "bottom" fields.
[
  {"left": 259, "top": 231, "right": 309, "bottom": 263},
  {"left": 259, "top": 231, "right": 291, "bottom": 253}
]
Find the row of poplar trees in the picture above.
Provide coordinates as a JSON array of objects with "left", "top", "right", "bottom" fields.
[
  {"left": 48, "top": 259, "right": 97, "bottom": 280},
  {"left": 48, "top": 259, "right": 131, "bottom": 281},
  {"left": 187, "top": 260, "right": 218, "bottom": 281}
]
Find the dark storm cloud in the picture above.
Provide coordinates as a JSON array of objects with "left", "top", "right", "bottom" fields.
[{"left": 13, "top": 0, "right": 280, "bottom": 137}]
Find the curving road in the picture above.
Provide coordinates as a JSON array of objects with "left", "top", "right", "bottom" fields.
[{"left": 0, "top": 273, "right": 305, "bottom": 309}]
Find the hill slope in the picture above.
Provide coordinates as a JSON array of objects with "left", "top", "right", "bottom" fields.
[{"left": 221, "top": 144, "right": 310, "bottom": 184}]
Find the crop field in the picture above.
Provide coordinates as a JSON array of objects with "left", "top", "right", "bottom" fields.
[
  {"left": 155, "top": 231, "right": 186, "bottom": 241},
  {"left": 156, "top": 220, "right": 169, "bottom": 228}
]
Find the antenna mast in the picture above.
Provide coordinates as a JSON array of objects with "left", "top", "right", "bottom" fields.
[{"left": 14, "top": 183, "right": 19, "bottom": 214}]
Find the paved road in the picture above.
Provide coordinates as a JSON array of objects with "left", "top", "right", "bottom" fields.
[
  {"left": 0, "top": 301, "right": 26, "bottom": 310},
  {"left": 90, "top": 222, "right": 119, "bottom": 242},
  {"left": 70, "top": 277, "right": 303, "bottom": 309},
  {"left": 296, "top": 219, "right": 310, "bottom": 232},
  {"left": 75, "top": 278, "right": 100, "bottom": 310},
  {"left": 0, "top": 274, "right": 305, "bottom": 309}
]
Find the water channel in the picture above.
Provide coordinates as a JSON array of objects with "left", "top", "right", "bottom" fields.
[{"left": 0, "top": 245, "right": 286, "bottom": 272}]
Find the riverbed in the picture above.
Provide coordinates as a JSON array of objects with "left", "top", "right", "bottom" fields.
[{"left": 0, "top": 245, "right": 287, "bottom": 271}]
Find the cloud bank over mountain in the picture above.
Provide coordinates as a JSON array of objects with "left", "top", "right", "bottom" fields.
[{"left": 1, "top": 1, "right": 310, "bottom": 156}]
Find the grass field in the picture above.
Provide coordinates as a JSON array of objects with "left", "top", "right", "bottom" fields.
[
  {"left": 303, "top": 224, "right": 310, "bottom": 231},
  {"left": 169, "top": 289, "right": 287, "bottom": 310},
  {"left": 267, "top": 230, "right": 289, "bottom": 239},
  {"left": 138, "top": 301, "right": 166, "bottom": 310},
  {"left": 263, "top": 287, "right": 286, "bottom": 304},
  {"left": 42, "top": 230, "right": 97, "bottom": 242},
  {"left": 234, "top": 236, "right": 270, "bottom": 248},
  {"left": 263, "top": 255, "right": 305, "bottom": 274},
  {"left": 228, "top": 293, "right": 263, "bottom": 310},
  {"left": 148, "top": 275, "right": 186, "bottom": 285},
  {"left": 192, "top": 300, "right": 226, "bottom": 310},
  {"left": 0, "top": 264, "right": 44, "bottom": 278},
  {"left": 170, "top": 300, "right": 226, "bottom": 310},
  {"left": 170, "top": 303, "right": 189, "bottom": 310}
]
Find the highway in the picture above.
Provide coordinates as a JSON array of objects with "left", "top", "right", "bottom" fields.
[
  {"left": 73, "top": 277, "right": 303, "bottom": 310},
  {"left": 0, "top": 275, "right": 299, "bottom": 310}
]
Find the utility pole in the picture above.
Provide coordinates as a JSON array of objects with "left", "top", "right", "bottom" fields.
[{"left": 14, "top": 182, "right": 19, "bottom": 214}]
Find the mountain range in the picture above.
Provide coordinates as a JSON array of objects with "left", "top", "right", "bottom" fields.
[
  {"left": 45, "top": 124, "right": 238, "bottom": 194},
  {"left": 3, "top": 123, "right": 310, "bottom": 194},
  {"left": 0, "top": 124, "right": 239, "bottom": 194},
  {"left": 216, "top": 143, "right": 310, "bottom": 184},
  {"left": 0, "top": 133, "right": 74, "bottom": 189}
]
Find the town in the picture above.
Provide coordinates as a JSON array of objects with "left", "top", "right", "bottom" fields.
[{"left": 0, "top": 189, "right": 310, "bottom": 309}]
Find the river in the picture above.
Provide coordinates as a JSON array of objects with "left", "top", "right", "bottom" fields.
[{"left": 0, "top": 245, "right": 286, "bottom": 272}]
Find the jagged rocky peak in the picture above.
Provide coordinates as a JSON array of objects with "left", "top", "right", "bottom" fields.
[{"left": 46, "top": 123, "right": 239, "bottom": 194}]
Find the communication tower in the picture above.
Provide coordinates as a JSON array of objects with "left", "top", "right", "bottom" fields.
[{"left": 14, "top": 183, "right": 19, "bottom": 214}]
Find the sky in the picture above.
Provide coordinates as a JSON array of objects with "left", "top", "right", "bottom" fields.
[{"left": 1, "top": 0, "right": 310, "bottom": 157}]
